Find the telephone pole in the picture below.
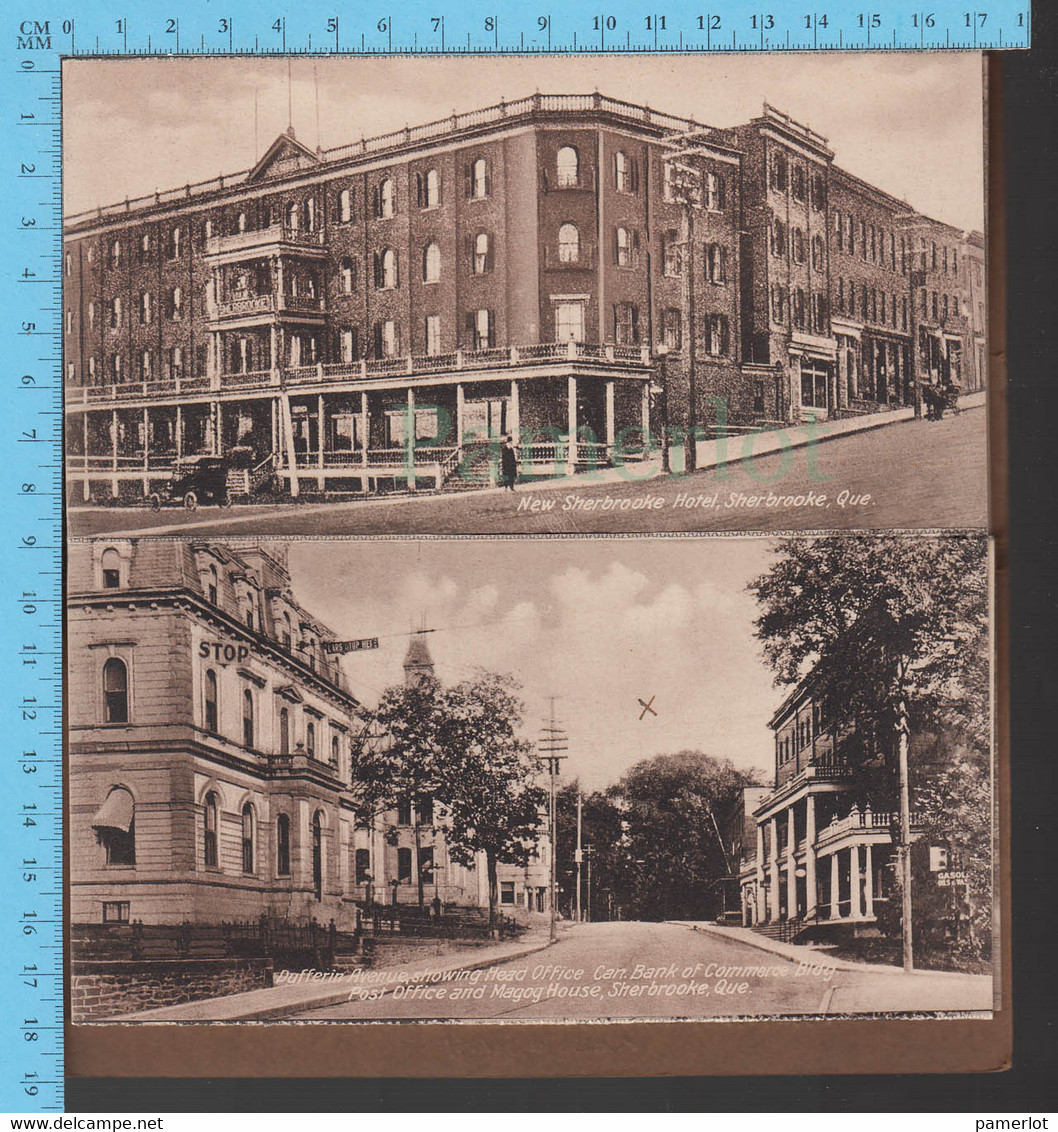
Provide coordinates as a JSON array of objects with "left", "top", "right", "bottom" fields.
[
  {"left": 575, "top": 788, "right": 583, "bottom": 923},
  {"left": 538, "top": 698, "right": 568, "bottom": 945}
]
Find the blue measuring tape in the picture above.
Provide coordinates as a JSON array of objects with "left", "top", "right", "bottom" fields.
[{"left": 0, "top": 0, "right": 1029, "bottom": 1113}]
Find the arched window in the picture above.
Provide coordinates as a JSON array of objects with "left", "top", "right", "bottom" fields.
[
  {"left": 242, "top": 689, "right": 255, "bottom": 748},
  {"left": 93, "top": 786, "right": 135, "bottom": 866},
  {"left": 237, "top": 211, "right": 247, "bottom": 233},
  {"left": 87, "top": 301, "right": 96, "bottom": 329},
  {"left": 170, "top": 287, "right": 183, "bottom": 319},
  {"left": 206, "top": 565, "right": 218, "bottom": 604},
  {"left": 306, "top": 721, "right": 316, "bottom": 759},
  {"left": 103, "top": 658, "right": 128, "bottom": 724},
  {"left": 469, "top": 158, "right": 489, "bottom": 200},
  {"left": 812, "top": 234, "right": 825, "bottom": 271},
  {"left": 378, "top": 178, "right": 395, "bottom": 219},
  {"left": 422, "top": 242, "right": 441, "bottom": 283},
  {"left": 770, "top": 152, "right": 788, "bottom": 191},
  {"left": 203, "top": 792, "right": 218, "bottom": 866},
  {"left": 771, "top": 219, "right": 786, "bottom": 258},
  {"left": 425, "top": 168, "right": 440, "bottom": 208},
  {"left": 615, "top": 226, "right": 632, "bottom": 267},
  {"left": 139, "top": 233, "right": 150, "bottom": 262},
  {"left": 614, "top": 150, "right": 632, "bottom": 192},
  {"left": 241, "top": 803, "right": 255, "bottom": 873},
  {"left": 312, "top": 811, "right": 324, "bottom": 900},
  {"left": 285, "top": 201, "right": 298, "bottom": 231},
  {"left": 140, "top": 291, "right": 152, "bottom": 325},
  {"left": 340, "top": 258, "right": 354, "bottom": 294},
  {"left": 204, "top": 219, "right": 213, "bottom": 241},
  {"left": 169, "top": 227, "right": 182, "bottom": 259},
  {"left": 276, "top": 813, "right": 291, "bottom": 876},
  {"left": 792, "top": 228, "right": 805, "bottom": 264},
  {"left": 556, "top": 146, "right": 579, "bottom": 188},
  {"left": 558, "top": 223, "right": 579, "bottom": 264},
  {"left": 339, "top": 188, "right": 352, "bottom": 223},
  {"left": 204, "top": 669, "right": 218, "bottom": 732},
  {"left": 278, "top": 707, "right": 290, "bottom": 754},
  {"left": 303, "top": 197, "right": 316, "bottom": 231},
  {"left": 472, "top": 232, "right": 491, "bottom": 276},
  {"left": 101, "top": 547, "right": 122, "bottom": 589},
  {"left": 706, "top": 244, "right": 727, "bottom": 284},
  {"left": 331, "top": 733, "right": 340, "bottom": 767},
  {"left": 110, "top": 239, "right": 122, "bottom": 268},
  {"left": 375, "top": 247, "right": 398, "bottom": 290},
  {"left": 282, "top": 612, "right": 292, "bottom": 649}
]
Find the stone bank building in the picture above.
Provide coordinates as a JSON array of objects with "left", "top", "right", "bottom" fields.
[{"left": 63, "top": 93, "right": 985, "bottom": 501}]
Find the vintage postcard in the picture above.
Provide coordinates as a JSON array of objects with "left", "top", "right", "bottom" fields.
[
  {"left": 68, "top": 532, "right": 996, "bottom": 1025},
  {"left": 61, "top": 53, "right": 989, "bottom": 538}
]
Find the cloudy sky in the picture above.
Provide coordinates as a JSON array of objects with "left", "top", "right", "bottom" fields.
[
  {"left": 280, "top": 536, "right": 780, "bottom": 790},
  {"left": 64, "top": 54, "right": 985, "bottom": 230}
]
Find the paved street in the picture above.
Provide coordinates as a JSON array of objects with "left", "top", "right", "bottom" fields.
[
  {"left": 70, "top": 406, "right": 987, "bottom": 537},
  {"left": 287, "top": 921, "right": 992, "bottom": 1021}
]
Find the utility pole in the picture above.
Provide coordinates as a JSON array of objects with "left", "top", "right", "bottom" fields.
[
  {"left": 585, "top": 845, "right": 593, "bottom": 924},
  {"left": 538, "top": 698, "right": 568, "bottom": 946},
  {"left": 896, "top": 660, "right": 915, "bottom": 974},
  {"left": 575, "top": 788, "right": 583, "bottom": 923}
]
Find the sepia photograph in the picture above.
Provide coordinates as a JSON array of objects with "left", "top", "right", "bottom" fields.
[
  {"left": 68, "top": 532, "right": 995, "bottom": 1024},
  {"left": 61, "top": 54, "right": 989, "bottom": 538}
]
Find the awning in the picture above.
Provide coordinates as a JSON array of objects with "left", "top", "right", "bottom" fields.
[{"left": 92, "top": 788, "right": 134, "bottom": 833}]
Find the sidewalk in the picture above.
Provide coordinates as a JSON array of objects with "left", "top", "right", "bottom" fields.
[
  {"left": 669, "top": 921, "right": 994, "bottom": 1014},
  {"left": 107, "top": 929, "right": 553, "bottom": 1023}
]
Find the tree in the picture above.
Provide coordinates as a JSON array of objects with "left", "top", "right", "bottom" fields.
[
  {"left": 749, "top": 535, "right": 991, "bottom": 967},
  {"left": 438, "top": 671, "right": 547, "bottom": 935},
  {"left": 611, "top": 751, "right": 758, "bottom": 921},
  {"left": 555, "top": 783, "right": 628, "bottom": 921}
]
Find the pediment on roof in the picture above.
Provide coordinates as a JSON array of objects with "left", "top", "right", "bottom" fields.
[{"left": 247, "top": 128, "right": 321, "bottom": 183}]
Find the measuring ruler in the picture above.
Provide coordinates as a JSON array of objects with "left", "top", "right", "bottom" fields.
[{"left": 0, "top": 0, "right": 1030, "bottom": 1112}]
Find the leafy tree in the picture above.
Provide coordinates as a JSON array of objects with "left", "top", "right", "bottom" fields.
[
  {"left": 611, "top": 751, "right": 758, "bottom": 920},
  {"left": 555, "top": 783, "right": 629, "bottom": 921},
  {"left": 438, "top": 672, "right": 547, "bottom": 934}
]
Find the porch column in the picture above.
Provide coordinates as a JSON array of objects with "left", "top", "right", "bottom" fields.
[
  {"left": 175, "top": 406, "right": 183, "bottom": 461},
  {"left": 215, "top": 402, "right": 223, "bottom": 455},
  {"left": 317, "top": 393, "right": 326, "bottom": 490},
  {"left": 270, "top": 324, "right": 278, "bottom": 373},
  {"left": 804, "top": 794, "right": 818, "bottom": 920},
  {"left": 279, "top": 392, "right": 299, "bottom": 499},
  {"left": 455, "top": 383, "right": 465, "bottom": 447},
  {"left": 360, "top": 393, "right": 369, "bottom": 469},
  {"left": 829, "top": 851, "right": 840, "bottom": 919},
  {"left": 785, "top": 806, "right": 797, "bottom": 920},
  {"left": 566, "top": 374, "right": 578, "bottom": 475},
  {"left": 768, "top": 817, "right": 780, "bottom": 923},
  {"left": 641, "top": 381, "right": 650, "bottom": 439},
  {"left": 605, "top": 379, "right": 615, "bottom": 454},
  {"left": 406, "top": 387, "right": 416, "bottom": 491},
  {"left": 863, "top": 843, "right": 874, "bottom": 919},
  {"left": 754, "top": 822, "right": 765, "bottom": 926},
  {"left": 210, "top": 332, "right": 221, "bottom": 389},
  {"left": 509, "top": 380, "right": 520, "bottom": 445},
  {"left": 788, "top": 355, "right": 802, "bottom": 423},
  {"left": 270, "top": 399, "right": 278, "bottom": 458},
  {"left": 850, "top": 844, "right": 863, "bottom": 920}
]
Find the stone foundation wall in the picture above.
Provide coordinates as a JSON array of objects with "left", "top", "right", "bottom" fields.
[{"left": 71, "top": 957, "right": 273, "bottom": 1022}]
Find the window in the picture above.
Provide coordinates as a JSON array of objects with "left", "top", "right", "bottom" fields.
[
  {"left": 859, "top": 220, "right": 867, "bottom": 260},
  {"left": 834, "top": 211, "right": 843, "bottom": 251},
  {"left": 303, "top": 197, "right": 316, "bottom": 232},
  {"left": 138, "top": 349, "right": 151, "bottom": 380},
  {"left": 355, "top": 848, "right": 371, "bottom": 884},
  {"left": 941, "top": 293, "right": 949, "bottom": 321},
  {"left": 110, "top": 353, "right": 124, "bottom": 383},
  {"left": 880, "top": 291, "right": 887, "bottom": 324},
  {"left": 109, "top": 239, "right": 122, "bottom": 268},
  {"left": 890, "top": 232, "right": 897, "bottom": 271},
  {"left": 109, "top": 297, "right": 122, "bottom": 329},
  {"left": 397, "top": 847, "right": 413, "bottom": 882},
  {"left": 422, "top": 242, "right": 441, "bottom": 283},
  {"left": 396, "top": 797, "right": 413, "bottom": 826},
  {"left": 558, "top": 223, "right": 580, "bottom": 264},
  {"left": 792, "top": 288, "right": 806, "bottom": 330},
  {"left": 375, "top": 178, "right": 395, "bottom": 219},
  {"left": 662, "top": 308, "right": 682, "bottom": 350},
  {"left": 703, "top": 172, "right": 725, "bottom": 211},
  {"left": 613, "top": 303, "right": 640, "bottom": 346},
  {"left": 614, "top": 150, "right": 637, "bottom": 193},
  {"left": 87, "top": 301, "right": 96, "bottom": 329},
  {"left": 770, "top": 152, "right": 788, "bottom": 192},
  {"left": 169, "top": 227, "right": 182, "bottom": 260},
  {"left": 103, "top": 658, "right": 128, "bottom": 724},
  {"left": 340, "top": 327, "right": 357, "bottom": 364},
  {"left": 702, "top": 314, "right": 729, "bottom": 356},
  {"left": 811, "top": 234, "right": 824, "bottom": 271},
  {"left": 706, "top": 243, "right": 727, "bottom": 284},
  {"left": 614, "top": 226, "right": 637, "bottom": 268},
  {"left": 837, "top": 277, "right": 845, "bottom": 313},
  {"left": 770, "top": 284, "right": 787, "bottom": 323},
  {"left": 101, "top": 547, "right": 122, "bottom": 589},
  {"left": 500, "top": 881, "right": 515, "bottom": 905},
  {"left": 662, "top": 229, "right": 682, "bottom": 277},
  {"left": 285, "top": 201, "right": 298, "bottom": 231},
  {"left": 339, "top": 188, "right": 352, "bottom": 223},
  {"left": 276, "top": 813, "right": 291, "bottom": 875},
  {"left": 556, "top": 146, "right": 579, "bottom": 188},
  {"left": 811, "top": 293, "right": 828, "bottom": 334},
  {"left": 791, "top": 164, "right": 807, "bottom": 202},
  {"left": 277, "top": 706, "right": 290, "bottom": 753},
  {"left": 466, "top": 308, "right": 495, "bottom": 351},
  {"left": 236, "top": 211, "right": 248, "bottom": 234},
  {"left": 771, "top": 218, "right": 786, "bottom": 258},
  {"left": 811, "top": 172, "right": 827, "bottom": 211},
  {"left": 425, "top": 314, "right": 441, "bottom": 356},
  {"left": 138, "top": 234, "right": 152, "bottom": 262},
  {"left": 791, "top": 228, "right": 805, "bottom": 265},
  {"left": 102, "top": 901, "right": 130, "bottom": 923},
  {"left": 374, "top": 248, "right": 399, "bottom": 290},
  {"left": 374, "top": 319, "right": 400, "bottom": 358},
  {"left": 419, "top": 846, "right": 434, "bottom": 882},
  {"left": 169, "top": 287, "right": 183, "bottom": 320},
  {"left": 88, "top": 356, "right": 97, "bottom": 382},
  {"left": 93, "top": 787, "right": 135, "bottom": 866},
  {"left": 471, "top": 232, "right": 492, "bottom": 275},
  {"left": 554, "top": 301, "right": 585, "bottom": 344},
  {"left": 870, "top": 224, "right": 877, "bottom": 263},
  {"left": 139, "top": 291, "right": 153, "bottom": 325},
  {"left": 204, "top": 669, "right": 219, "bottom": 732},
  {"left": 241, "top": 803, "right": 255, "bottom": 873},
  {"left": 662, "top": 161, "right": 676, "bottom": 202},
  {"left": 331, "top": 733, "right": 340, "bottom": 767},
  {"left": 306, "top": 721, "right": 316, "bottom": 759},
  {"left": 416, "top": 169, "right": 440, "bottom": 209},
  {"left": 467, "top": 158, "right": 490, "bottom": 199},
  {"left": 242, "top": 689, "right": 255, "bottom": 748},
  {"left": 340, "top": 258, "right": 355, "bottom": 293}
]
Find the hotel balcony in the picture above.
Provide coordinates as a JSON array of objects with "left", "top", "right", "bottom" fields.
[
  {"left": 204, "top": 223, "right": 328, "bottom": 261},
  {"left": 211, "top": 292, "right": 326, "bottom": 322}
]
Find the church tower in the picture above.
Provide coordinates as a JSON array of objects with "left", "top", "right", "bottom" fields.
[{"left": 403, "top": 632, "right": 435, "bottom": 687}]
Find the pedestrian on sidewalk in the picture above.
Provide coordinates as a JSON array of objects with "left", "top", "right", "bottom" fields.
[{"left": 500, "top": 435, "right": 518, "bottom": 492}]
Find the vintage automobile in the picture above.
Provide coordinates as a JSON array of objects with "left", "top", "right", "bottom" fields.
[{"left": 148, "top": 456, "right": 233, "bottom": 511}]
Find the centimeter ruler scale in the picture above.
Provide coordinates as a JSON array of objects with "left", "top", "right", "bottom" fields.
[{"left": 0, "top": 0, "right": 1031, "bottom": 1113}]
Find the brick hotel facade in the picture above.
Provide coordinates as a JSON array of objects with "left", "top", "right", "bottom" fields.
[
  {"left": 63, "top": 93, "right": 985, "bottom": 500},
  {"left": 69, "top": 540, "right": 548, "bottom": 930}
]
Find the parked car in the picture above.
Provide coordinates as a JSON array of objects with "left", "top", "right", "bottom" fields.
[{"left": 148, "top": 456, "right": 232, "bottom": 511}]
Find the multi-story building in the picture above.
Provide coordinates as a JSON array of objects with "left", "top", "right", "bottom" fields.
[
  {"left": 737, "top": 673, "right": 925, "bottom": 935},
  {"left": 63, "top": 94, "right": 985, "bottom": 502}
]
